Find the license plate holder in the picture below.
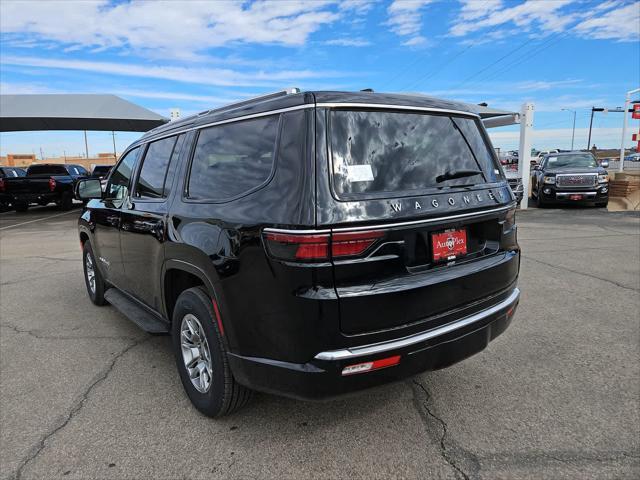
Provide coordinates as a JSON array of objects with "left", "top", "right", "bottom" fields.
[{"left": 431, "top": 228, "right": 467, "bottom": 262}]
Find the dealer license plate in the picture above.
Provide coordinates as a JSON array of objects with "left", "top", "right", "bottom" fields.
[
  {"left": 431, "top": 228, "right": 467, "bottom": 262},
  {"left": 570, "top": 194, "right": 583, "bottom": 200}
]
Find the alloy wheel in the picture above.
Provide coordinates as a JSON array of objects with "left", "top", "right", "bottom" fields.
[{"left": 180, "top": 314, "right": 213, "bottom": 393}]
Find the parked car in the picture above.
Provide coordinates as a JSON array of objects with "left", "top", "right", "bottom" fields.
[
  {"left": 76, "top": 89, "right": 521, "bottom": 417},
  {"left": 0, "top": 166, "right": 27, "bottom": 210},
  {"left": 531, "top": 149, "right": 559, "bottom": 166},
  {"left": 504, "top": 168, "right": 524, "bottom": 204},
  {"left": 90, "top": 164, "right": 113, "bottom": 191},
  {"left": 625, "top": 153, "right": 640, "bottom": 162},
  {"left": 0, "top": 163, "right": 88, "bottom": 211},
  {"left": 531, "top": 152, "right": 609, "bottom": 207}
]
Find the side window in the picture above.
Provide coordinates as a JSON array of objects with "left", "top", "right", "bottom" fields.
[
  {"left": 134, "top": 136, "right": 178, "bottom": 199},
  {"left": 77, "top": 166, "right": 88, "bottom": 175},
  {"left": 106, "top": 147, "right": 140, "bottom": 203},
  {"left": 187, "top": 115, "right": 279, "bottom": 201}
]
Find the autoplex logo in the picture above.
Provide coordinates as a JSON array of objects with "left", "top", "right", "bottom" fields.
[{"left": 436, "top": 235, "right": 464, "bottom": 251}]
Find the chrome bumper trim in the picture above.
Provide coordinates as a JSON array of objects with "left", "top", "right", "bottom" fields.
[
  {"left": 314, "top": 288, "right": 520, "bottom": 361},
  {"left": 555, "top": 191, "right": 597, "bottom": 199}
]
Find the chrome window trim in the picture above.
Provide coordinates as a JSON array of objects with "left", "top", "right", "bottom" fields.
[
  {"left": 314, "top": 288, "right": 520, "bottom": 361},
  {"left": 136, "top": 102, "right": 479, "bottom": 145},
  {"left": 315, "top": 102, "right": 481, "bottom": 118}
]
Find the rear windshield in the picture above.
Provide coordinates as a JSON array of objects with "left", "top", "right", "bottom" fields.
[
  {"left": 329, "top": 110, "right": 501, "bottom": 199},
  {"left": 27, "top": 165, "right": 68, "bottom": 176},
  {"left": 92, "top": 166, "right": 112, "bottom": 175}
]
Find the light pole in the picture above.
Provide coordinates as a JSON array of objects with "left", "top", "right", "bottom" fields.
[{"left": 561, "top": 108, "right": 576, "bottom": 150}]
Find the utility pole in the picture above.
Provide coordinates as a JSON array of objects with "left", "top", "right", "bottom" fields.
[
  {"left": 39, "top": 147, "right": 44, "bottom": 161},
  {"left": 111, "top": 131, "right": 117, "bottom": 160},
  {"left": 619, "top": 88, "right": 640, "bottom": 173},
  {"left": 561, "top": 108, "right": 576, "bottom": 150},
  {"left": 84, "top": 131, "right": 89, "bottom": 159}
]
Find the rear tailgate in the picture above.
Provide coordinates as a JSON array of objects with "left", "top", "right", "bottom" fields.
[
  {"left": 330, "top": 201, "right": 518, "bottom": 334},
  {"left": 315, "top": 105, "right": 519, "bottom": 335},
  {"left": 3, "top": 175, "right": 55, "bottom": 194}
]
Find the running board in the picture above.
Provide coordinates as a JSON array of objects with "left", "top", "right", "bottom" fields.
[{"left": 105, "top": 288, "right": 169, "bottom": 334}]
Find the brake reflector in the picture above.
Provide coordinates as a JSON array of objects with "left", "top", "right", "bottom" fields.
[{"left": 341, "top": 355, "right": 401, "bottom": 376}]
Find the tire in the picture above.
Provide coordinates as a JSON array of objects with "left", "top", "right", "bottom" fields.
[
  {"left": 14, "top": 201, "right": 28, "bottom": 212},
  {"left": 172, "top": 287, "right": 252, "bottom": 417},
  {"left": 60, "top": 192, "right": 73, "bottom": 211},
  {"left": 82, "top": 242, "right": 107, "bottom": 306}
]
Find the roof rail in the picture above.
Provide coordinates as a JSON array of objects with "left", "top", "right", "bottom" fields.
[
  {"left": 195, "top": 88, "right": 301, "bottom": 118},
  {"left": 145, "top": 88, "right": 301, "bottom": 135}
]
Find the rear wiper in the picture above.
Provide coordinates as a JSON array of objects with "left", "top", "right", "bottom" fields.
[{"left": 435, "top": 169, "right": 482, "bottom": 183}]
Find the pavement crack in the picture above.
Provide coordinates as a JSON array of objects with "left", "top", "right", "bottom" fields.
[
  {"left": 522, "top": 255, "right": 640, "bottom": 293},
  {"left": 0, "top": 323, "right": 141, "bottom": 341},
  {"left": 410, "top": 379, "right": 476, "bottom": 480},
  {"left": 13, "top": 337, "right": 149, "bottom": 480}
]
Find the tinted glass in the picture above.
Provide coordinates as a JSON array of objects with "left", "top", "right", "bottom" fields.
[
  {"left": 106, "top": 147, "right": 140, "bottom": 201},
  {"left": 188, "top": 116, "right": 278, "bottom": 200},
  {"left": 330, "top": 110, "right": 498, "bottom": 198},
  {"left": 27, "top": 165, "right": 68, "bottom": 176},
  {"left": 92, "top": 166, "right": 112, "bottom": 176},
  {"left": 546, "top": 154, "right": 598, "bottom": 168},
  {"left": 135, "top": 136, "right": 178, "bottom": 198}
]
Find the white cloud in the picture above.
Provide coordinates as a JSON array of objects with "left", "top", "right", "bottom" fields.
[
  {"left": 575, "top": 2, "right": 640, "bottom": 42},
  {"left": 1, "top": 55, "right": 347, "bottom": 88},
  {"left": 450, "top": 0, "right": 576, "bottom": 37},
  {"left": 325, "top": 38, "right": 371, "bottom": 46},
  {"left": 0, "top": 0, "right": 346, "bottom": 59},
  {"left": 515, "top": 79, "right": 584, "bottom": 91},
  {"left": 385, "top": 0, "right": 434, "bottom": 45}
]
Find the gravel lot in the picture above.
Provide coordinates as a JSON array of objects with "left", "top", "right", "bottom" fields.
[{"left": 1, "top": 205, "right": 639, "bottom": 480}]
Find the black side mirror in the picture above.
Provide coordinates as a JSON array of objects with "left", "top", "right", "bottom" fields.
[{"left": 76, "top": 178, "right": 102, "bottom": 200}]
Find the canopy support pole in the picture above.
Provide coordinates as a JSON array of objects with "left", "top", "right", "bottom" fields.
[{"left": 518, "top": 103, "right": 535, "bottom": 210}]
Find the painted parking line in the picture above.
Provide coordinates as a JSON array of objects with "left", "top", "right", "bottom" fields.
[{"left": 0, "top": 209, "right": 80, "bottom": 231}]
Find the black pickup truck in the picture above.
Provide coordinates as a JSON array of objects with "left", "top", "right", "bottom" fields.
[{"left": 0, "top": 163, "right": 88, "bottom": 211}]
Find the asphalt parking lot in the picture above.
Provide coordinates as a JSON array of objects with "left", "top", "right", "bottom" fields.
[{"left": 1, "top": 205, "right": 639, "bottom": 480}]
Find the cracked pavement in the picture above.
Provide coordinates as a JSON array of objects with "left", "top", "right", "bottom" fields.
[{"left": 1, "top": 205, "right": 639, "bottom": 479}]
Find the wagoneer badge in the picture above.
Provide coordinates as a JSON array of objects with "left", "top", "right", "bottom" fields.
[{"left": 389, "top": 192, "right": 493, "bottom": 213}]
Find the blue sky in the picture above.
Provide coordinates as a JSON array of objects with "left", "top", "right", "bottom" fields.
[{"left": 1, "top": 0, "right": 639, "bottom": 157}]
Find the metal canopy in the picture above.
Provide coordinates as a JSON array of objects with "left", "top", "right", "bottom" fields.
[{"left": 0, "top": 94, "right": 168, "bottom": 132}]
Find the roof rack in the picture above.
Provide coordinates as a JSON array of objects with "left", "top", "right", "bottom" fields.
[
  {"left": 145, "top": 88, "right": 301, "bottom": 135},
  {"left": 195, "top": 88, "right": 301, "bottom": 119}
]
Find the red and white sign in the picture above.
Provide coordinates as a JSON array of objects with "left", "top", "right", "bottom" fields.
[
  {"left": 632, "top": 104, "right": 640, "bottom": 120},
  {"left": 633, "top": 133, "right": 639, "bottom": 141},
  {"left": 432, "top": 229, "right": 467, "bottom": 262}
]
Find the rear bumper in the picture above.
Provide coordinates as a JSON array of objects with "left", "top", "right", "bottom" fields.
[
  {"left": 228, "top": 287, "right": 520, "bottom": 400},
  {"left": 5, "top": 192, "right": 61, "bottom": 204}
]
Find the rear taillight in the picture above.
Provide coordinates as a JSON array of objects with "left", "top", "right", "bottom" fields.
[
  {"left": 264, "top": 229, "right": 384, "bottom": 262},
  {"left": 48, "top": 177, "right": 56, "bottom": 192},
  {"left": 332, "top": 230, "right": 384, "bottom": 257},
  {"left": 0, "top": 178, "right": 4, "bottom": 192},
  {"left": 264, "top": 232, "right": 330, "bottom": 261}
]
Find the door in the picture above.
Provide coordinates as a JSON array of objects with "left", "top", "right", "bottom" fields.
[
  {"left": 91, "top": 146, "right": 141, "bottom": 288},
  {"left": 120, "top": 134, "right": 184, "bottom": 311}
]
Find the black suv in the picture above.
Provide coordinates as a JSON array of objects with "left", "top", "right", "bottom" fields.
[
  {"left": 76, "top": 90, "right": 520, "bottom": 417},
  {"left": 531, "top": 152, "right": 609, "bottom": 207}
]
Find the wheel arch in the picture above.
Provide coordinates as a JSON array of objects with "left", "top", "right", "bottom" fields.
[{"left": 162, "top": 259, "right": 219, "bottom": 323}]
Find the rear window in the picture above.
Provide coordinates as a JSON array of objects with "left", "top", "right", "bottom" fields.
[
  {"left": 27, "top": 165, "right": 68, "bottom": 176},
  {"left": 92, "top": 166, "right": 112, "bottom": 175},
  {"left": 329, "top": 110, "right": 501, "bottom": 199},
  {"left": 187, "top": 115, "right": 279, "bottom": 201}
]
